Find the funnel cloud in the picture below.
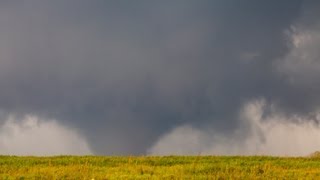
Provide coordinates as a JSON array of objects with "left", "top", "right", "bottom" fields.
[{"left": 1, "top": 0, "right": 320, "bottom": 155}]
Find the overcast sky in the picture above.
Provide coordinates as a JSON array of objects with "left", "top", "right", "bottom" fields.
[{"left": 1, "top": 0, "right": 320, "bottom": 156}]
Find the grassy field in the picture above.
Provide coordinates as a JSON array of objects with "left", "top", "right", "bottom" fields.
[{"left": 1, "top": 155, "right": 320, "bottom": 179}]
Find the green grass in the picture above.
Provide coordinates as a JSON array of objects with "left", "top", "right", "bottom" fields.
[{"left": 1, "top": 155, "right": 320, "bottom": 179}]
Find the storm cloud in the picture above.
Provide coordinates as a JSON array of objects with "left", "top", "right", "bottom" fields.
[{"left": 0, "top": 0, "right": 320, "bottom": 155}]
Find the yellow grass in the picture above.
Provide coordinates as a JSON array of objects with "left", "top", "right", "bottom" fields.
[{"left": 1, "top": 155, "right": 320, "bottom": 179}]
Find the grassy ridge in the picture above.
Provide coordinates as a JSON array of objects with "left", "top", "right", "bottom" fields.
[{"left": 1, "top": 155, "right": 320, "bottom": 179}]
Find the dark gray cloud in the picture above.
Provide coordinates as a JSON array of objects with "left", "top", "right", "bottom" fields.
[{"left": 1, "top": 0, "right": 319, "bottom": 155}]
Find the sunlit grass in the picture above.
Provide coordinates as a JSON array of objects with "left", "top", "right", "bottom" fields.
[{"left": 1, "top": 155, "right": 320, "bottom": 179}]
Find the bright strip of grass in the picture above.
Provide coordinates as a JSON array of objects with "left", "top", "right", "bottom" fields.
[{"left": 1, "top": 155, "right": 320, "bottom": 179}]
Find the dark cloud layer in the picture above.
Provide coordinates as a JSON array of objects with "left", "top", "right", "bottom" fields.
[{"left": 1, "top": 0, "right": 319, "bottom": 155}]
